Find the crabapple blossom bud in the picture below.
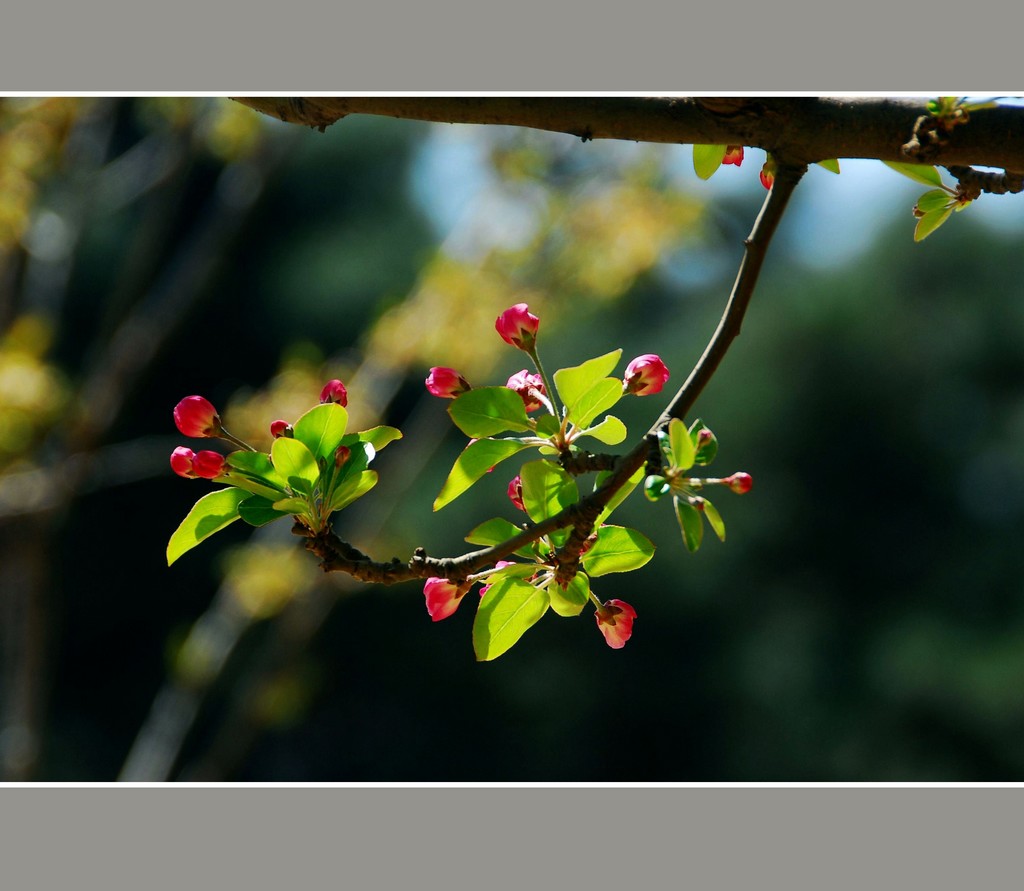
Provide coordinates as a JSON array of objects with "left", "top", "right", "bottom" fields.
[
  {"left": 495, "top": 303, "right": 539, "bottom": 351},
  {"left": 173, "top": 396, "right": 222, "bottom": 438},
  {"left": 595, "top": 599, "right": 637, "bottom": 649},
  {"left": 424, "top": 577, "right": 472, "bottom": 622},
  {"left": 334, "top": 445, "right": 351, "bottom": 468},
  {"left": 725, "top": 472, "right": 753, "bottom": 494},
  {"left": 722, "top": 145, "right": 744, "bottom": 166},
  {"left": 191, "top": 450, "right": 226, "bottom": 480},
  {"left": 270, "top": 420, "right": 292, "bottom": 439},
  {"left": 505, "top": 369, "right": 546, "bottom": 412},
  {"left": 425, "top": 367, "right": 471, "bottom": 399},
  {"left": 760, "top": 158, "right": 777, "bottom": 190},
  {"left": 507, "top": 475, "right": 525, "bottom": 511},
  {"left": 319, "top": 379, "right": 348, "bottom": 406},
  {"left": 696, "top": 429, "right": 714, "bottom": 448},
  {"left": 170, "top": 446, "right": 197, "bottom": 478},
  {"left": 623, "top": 354, "right": 670, "bottom": 396}
]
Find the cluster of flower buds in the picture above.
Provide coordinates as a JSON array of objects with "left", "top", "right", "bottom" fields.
[
  {"left": 171, "top": 395, "right": 230, "bottom": 479},
  {"left": 170, "top": 446, "right": 225, "bottom": 480}
]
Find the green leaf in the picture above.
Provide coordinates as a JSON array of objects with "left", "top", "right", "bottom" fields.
[
  {"left": 882, "top": 161, "right": 944, "bottom": 188},
  {"left": 816, "top": 159, "right": 841, "bottom": 174},
  {"left": 674, "top": 497, "right": 704, "bottom": 553},
  {"left": 915, "top": 189, "right": 952, "bottom": 214},
  {"left": 221, "top": 473, "right": 286, "bottom": 502},
  {"left": 668, "top": 417, "right": 695, "bottom": 471},
  {"left": 582, "top": 525, "right": 655, "bottom": 576},
  {"left": 448, "top": 387, "right": 532, "bottom": 438},
  {"left": 689, "top": 418, "right": 718, "bottom": 466},
  {"left": 355, "top": 425, "right": 403, "bottom": 452},
  {"left": 595, "top": 464, "right": 646, "bottom": 526},
  {"left": 579, "top": 415, "right": 627, "bottom": 445},
  {"left": 238, "top": 496, "right": 292, "bottom": 527},
  {"left": 271, "top": 496, "right": 310, "bottom": 514},
  {"left": 535, "top": 415, "right": 561, "bottom": 438},
  {"left": 433, "top": 438, "right": 532, "bottom": 511},
  {"left": 693, "top": 144, "right": 726, "bottom": 180},
  {"left": 328, "top": 470, "right": 378, "bottom": 513},
  {"left": 520, "top": 459, "right": 578, "bottom": 525},
  {"left": 465, "top": 517, "right": 535, "bottom": 558},
  {"left": 549, "top": 571, "right": 590, "bottom": 618},
  {"left": 473, "top": 577, "right": 550, "bottom": 661},
  {"left": 270, "top": 437, "right": 320, "bottom": 495},
  {"left": 553, "top": 349, "right": 622, "bottom": 414},
  {"left": 226, "top": 451, "right": 288, "bottom": 490},
  {"left": 566, "top": 378, "right": 623, "bottom": 430},
  {"left": 914, "top": 205, "right": 954, "bottom": 242},
  {"left": 167, "top": 487, "right": 247, "bottom": 566},
  {"left": 703, "top": 498, "right": 726, "bottom": 542},
  {"left": 292, "top": 403, "right": 349, "bottom": 462}
]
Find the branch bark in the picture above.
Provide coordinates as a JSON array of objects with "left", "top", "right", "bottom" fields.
[{"left": 234, "top": 97, "right": 1024, "bottom": 171}]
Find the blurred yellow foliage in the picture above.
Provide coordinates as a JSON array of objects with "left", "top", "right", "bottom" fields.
[{"left": 222, "top": 543, "right": 317, "bottom": 620}]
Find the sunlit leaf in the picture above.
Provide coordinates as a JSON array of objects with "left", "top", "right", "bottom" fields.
[
  {"left": 914, "top": 205, "right": 954, "bottom": 242},
  {"left": 703, "top": 498, "right": 726, "bottom": 542},
  {"left": 882, "top": 161, "right": 944, "bottom": 187},
  {"left": 549, "top": 571, "right": 590, "bottom": 618},
  {"left": 553, "top": 349, "right": 621, "bottom": 412},
  {"left": 582, "top": 525, "right": 655, "bottom": 576},
  {"left": 292, "top": 403, "right": 349, "bottom": 462},
  {"left": 520, "top": 459, "right": 578, "bottom": 525},
  {"left": 238, "top": 496, "right": 292, "bottom": 527},
  {"left": 473, "top": 577, "right": 550, "bottom": 661},
  {"left": 465, "top": 517, "right": 536, "bottom": 558},
  {"left": 668, "top": 417, "right": 695, "bottom": 471},
  {"left": 674, "top": 497, "right": 703, "bottom": 553},
  {"left": 693, "top": 144, "right": 726, "bottom": 180},
  {"left": 167, "top": 487, "right": 247, "bottom": 566},
  {"left": 816, "top": 159, "right": 841, "bottom": 174},
  {"left": 328, "top": 470, "right": 378, "bottom": 512},
  {"left": 580, "top": 414, "right": 627, "bottom": 445},
  {"left": 270, "top": 437, "right": 320, "bottom": 495},
  {"left": 914, "top": 189, "right": 952, "bottom": 214},
  {"left": 448, "top": 387, "right": 532, "bottom": 438},
  {"left": 434, "top": 438, "right": 532, "bottom": 511}
]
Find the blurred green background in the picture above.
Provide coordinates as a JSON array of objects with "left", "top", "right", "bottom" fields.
[{"left": 2, "top": 96, "right": 1023, "bottom": 781}]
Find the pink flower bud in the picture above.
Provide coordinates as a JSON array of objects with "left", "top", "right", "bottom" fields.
[
  {"left": 495, "top": 303, "right": 540, "bottom": 351},
  {"left": 722, "top": 145, "right": 744, "bottom": 166},
  {"left": 760, "top": 158, "right": 776, "bottom": 190},
  {"left": 173, "top": 395, "right": 222, "bottom": 438},
  {"left": 697, "top": 428, "right": 714, "bottom": 448},
  {"left": 507, "top": 475, "right": 525, "bottom": 511},
  {"left": 170, "top": 446, "right": 197, "bottom": 478},
  {"left": 725, "top": 472, "right": 753, "bottom": 494},
  {"left": 334, "top": 444, "right": 351, "bottom": 468},
  {"left": 425, "top": 366, "right": 471, "bottom": 399},
  {"left": 191, "top": 450, "right": 226, "bottom": 480},
  {"left": 505, "top": 369, "right": 546, "bottom": 412},
  {"left": 270, "top": 419, "right": 292, "bottom": 439},
  {"left": 319, "top": 379, "right": 348, "bottom": 406},
  {"left": 595, "top": 599, "right": 637, "bottom": 649},
  {"left": 623, "top": 354, "right": 670, "bottom": 396},
  {"left": 424, "top": 577, "right": 471, "bottom": 622}
]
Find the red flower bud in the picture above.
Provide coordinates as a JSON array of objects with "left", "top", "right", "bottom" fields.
[
  {"left": 623, "top": 354, "right": 670, "bottom": 396},
  {"left": 319, "top": 379, "right": 348, "bottom": 406},
  {"left": 725, "top": 472, "right": 753, "bottom": 494},
  {"left": 760, "top": 158, "right": 777, "bottom": 190},
  {"left": 505, "top": 369, "right": 546, "bottom": 412},
  {"left": 270, "top": 419, "right": 292, "bottom": 439},
  {"left": 697, "top": 428, "right": 714, "bottom": 447},
  {"left": 173, "top": 395, "right": 221, "bottom": 438},
  {"left": 595, "top": 599, "right": 637, "bottom": 649},
  {"left": 170, "top": 446, "right": 197, "bottom": 478},
  {"left": 722, "top": 145, "right": 744, "bottom": 166},
  {"left": 495, "top": 303, "right": 540, "bottom": 351},
  {"left": 191, "top": 450, "right": 226, "bottom": 480},
  {"left": 424, "top": 577, "right": 471, "bottom": 622},
  {"left": 334, "top": 445, "right": 351, "bottom": 468},
  {"left": 425, "top": 366, "right": 471, "bottom": 399},
  {"left": 507, "top": 475, "right": 525, "bottom": 511}
]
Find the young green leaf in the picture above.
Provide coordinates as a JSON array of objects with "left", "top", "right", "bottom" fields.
[
  {"left": 914, "top": 205, "right": 954, "bottom": 242},
  {"left": 328, "top": 470, "right": 379, "bottom": 513},
  {"left": 220, "top": 473, "right": 286, "bottom": 502},
  {"left": 582, "top": 525, "right": 655, "bottom": 576},
  {"left": 668, "top": 417, "right": 695, "bottom": 471},
  {"left": 167, "top": 487, "right": 248, "bottom": 566},
  {"left": 566, "top": 378, "right": 623, "bottom": 430},
  {"left": 816, "top": 159, "right": 841, "bottom": 174},
  {"left": 434, "top": 438, "right": 532, "bottom": 511},
  {"left": 270, "top": 437, "right": 320, "bottom": 495},
  {"left": 464, "top": 517, "right": 536, "bottom": 558},
  {"left": 351, "top": 425, "right": 403, "bottom": 452},
  {"left": 882, "top": 161, "right": 944, "bottom": 188},
  {"left": 693, "top": 144, "right": 726, "bottom": 180},
  {"left": 915, "top": 189, "right": 952, "bottom": 215},
  {"left": 579, "top": 415, "right": 627, "bottom": 445},
  {"left": 520, "top": 459, "right": 578, "bottom": 525},
  {"left": 689, "top": 418, "right": 718, "bottom": 466},
  {"left": 702, "top": 498, "right": 726, "bottom": 542},
  {"left": 226, "top": 451, "right": 288, "bottom": 490},
  {"left": 238, "top": 496, "right": 293, "bottom": 527},
  {"left": 535, "top": 415, "right": 561, "bottom": 438},
  {"left": 553, "top": 349, "right": 622, "bottom": 413},
  {"left": 292, "top": 403, "right": 349, "bottom": 462},
  {"left": 473, "top": 577, "right": 550, "bottom": 661},
  {"left": 674, "top": 497, "right": 704, "bottom": 553},
  {"left": 271, "top": 496, "right": 310, "bottom": 515},
  {"left": 448, "top": 387, "right": 532, "bottom": 438},
  {"left": 548, "top": 571, "right": 590, "bottom": 618}
]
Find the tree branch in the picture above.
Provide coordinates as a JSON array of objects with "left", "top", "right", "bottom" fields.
[{"left": 234, "top": 96, "right": 1024, "bottom": 171}]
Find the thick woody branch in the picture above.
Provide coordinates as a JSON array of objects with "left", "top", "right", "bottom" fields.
[
  {"left": 234, "top": 97, "right": 1024, "bottom": 171},
  {"left": 945, "top": 165, "right": 1024, "bottom": 199},
  {"left": 302, "top": 164, "right": 804, "bottom": 587}
]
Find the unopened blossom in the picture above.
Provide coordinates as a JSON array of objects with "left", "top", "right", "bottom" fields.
[
  {"left": 319, "top": 379, "right": 348, "bottom": 406},
  {"left": 173, "top": 395, "right": 222, "bottom": 438},
  {"left": 191, "top": 450, "right": 227, "bottom": 480},
  {"left": 594, "top": 599, "right": 637, "bottom": 649},
  {"left": 760, "top": 158, "right": 777, "bottom": 190},
  {"left": 424, "top": 577, "right": 472, "bottom": 622},
  {"left": 507, "top": 475, "right": 525, "bottom": 511},
  {"left": 425, "top": 366, "right": 471, "bottom": 399},
  {"left": 334, "top": 444, "right": 351, "bottom": 468},
  {"left": 270, "top": 420, "right": 292, "bottom": 439},
  {"left": 505, "top": 369, "right": 546, "bottom": 412},
  {"left": 725, "top": 472, "right": 753, "bottom": 494},
  {"left": 170, "top": 446, "right": 198, "bottom": 478},
  {"left": 495, "top": 303, "right": 540, "bottom": 351},
  {"left": 722, "top": 145, "right": 744, "bottom": 166},
  {"left": 623, "top": 354, "right": 670, "bottom": 396}
]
